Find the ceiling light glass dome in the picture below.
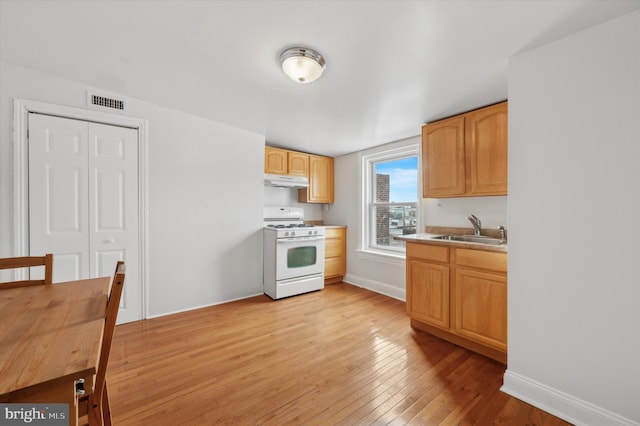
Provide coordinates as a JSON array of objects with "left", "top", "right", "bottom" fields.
[{"left": 280, "top": 47, "right": 326, "bottom": 84}]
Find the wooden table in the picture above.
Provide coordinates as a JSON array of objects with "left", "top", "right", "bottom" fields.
[{"left": 0, "top": 277, "right": 110, "bottom": 426}]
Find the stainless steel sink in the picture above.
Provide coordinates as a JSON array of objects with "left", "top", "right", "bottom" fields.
[{"left": 432, "top": 234, "right": 506, "bottom": 245}]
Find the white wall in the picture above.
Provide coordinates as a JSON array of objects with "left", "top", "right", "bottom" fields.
[
  {"left": 422, "top": 196, "right": 507, "bottom": 230},
  {"left": 323, "top": 142, "right": 410, "bottom": 301},
  {"left": 0, "top": 62, "right": 266, "bottom": 317},
  {"left": 326, "top": 136, "right": 508, "bottom": 301},
  {"left": 325, "top": 151, "right": 408, "bottom": 299},
  {"left": 504, "top": 10, "right": 640, "bottom": 425},
  {"left": 263, "top": 186, "right": 324, "bottom": 221}
]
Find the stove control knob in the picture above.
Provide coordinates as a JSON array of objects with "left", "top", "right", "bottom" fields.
[
  {"left": 284, "top": 231, "right": 290, "bottom": 237},
  {"left": 308, "top": 230, "right": 313, "bottom": 235}
]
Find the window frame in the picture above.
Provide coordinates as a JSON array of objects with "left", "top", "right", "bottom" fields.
[{"left": 359, "top": 137, "right": 421, "bottom": 259}]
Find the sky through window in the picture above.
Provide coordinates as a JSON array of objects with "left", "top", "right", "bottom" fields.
[{"left": 375, "top": 157, "right": 418, "bottom": 203}]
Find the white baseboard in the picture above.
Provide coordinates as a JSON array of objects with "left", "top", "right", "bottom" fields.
[
  {"left": 342, "top": 273, "right": 406, "bottom": 301},
  {"left": 144, "top": 276, "right": 407, "bottom": 321},
  {"left": 502, "top": 370, "right": 639, "bottom": 426},
  {"left": 146, "top": 292, "right": 264, "bottom": 320}
]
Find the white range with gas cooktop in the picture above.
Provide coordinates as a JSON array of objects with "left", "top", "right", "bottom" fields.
[{"left": 263, "top": 207, "right": 325, "bottom": 299}]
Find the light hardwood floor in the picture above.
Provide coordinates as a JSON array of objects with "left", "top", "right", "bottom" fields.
[{"left": 108, "top": 283, "right": 571, "bottom": 425}]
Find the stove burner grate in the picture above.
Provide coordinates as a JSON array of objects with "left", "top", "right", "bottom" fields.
[{"left": 267, "top": 223, "right": 316, "bottom": 229}]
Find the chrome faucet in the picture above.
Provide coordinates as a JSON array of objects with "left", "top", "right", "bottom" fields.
[
  {"left": 498, "top": 225, "right": 506, "bottom": 241},
  {"left": 467, "top": 214, "right": 482, "bottom": 236}
]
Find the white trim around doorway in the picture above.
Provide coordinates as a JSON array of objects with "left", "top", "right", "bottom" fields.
[{"left": 13, "top": 98, "right": 150, "bottom": 321}]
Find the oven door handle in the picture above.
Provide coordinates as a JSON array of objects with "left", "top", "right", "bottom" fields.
[{"left": 276, "top": 236, "right": 325, "bottom": 243}]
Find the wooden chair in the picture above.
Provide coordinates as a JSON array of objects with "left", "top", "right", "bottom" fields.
[
  {"left": 0, "top": 254, "right": 53, "bottom": 288},
  {"left": 78, "top": 261, "right": 125, "bottom": 426}
]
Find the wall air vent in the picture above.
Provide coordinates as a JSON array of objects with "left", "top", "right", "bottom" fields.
[{"left": 87, "top": 90, "right": 126, "bottom": 112}]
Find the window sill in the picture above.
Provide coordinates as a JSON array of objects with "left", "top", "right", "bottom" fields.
[{"left": 355, "top": 249, "right": 406, "bottom": 267}]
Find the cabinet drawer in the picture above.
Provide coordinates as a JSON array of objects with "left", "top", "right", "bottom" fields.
[
  {"left": 324, "top": 228, "right": 344, "bottom": 238},
  {"left": 407, "top": 243, "right": 449, "bottom": 263},
  {"left": 325, "top": 239, "right": 343, "bottom": 258},
  {"left": 455, "top": 249, "right": 506, "bottom": 273},
  {"left": 325, "top": 257, "right": 345, "bottom": 277},
  {"left": 325, "top": 228, "right": 345, "bottom": 258}
]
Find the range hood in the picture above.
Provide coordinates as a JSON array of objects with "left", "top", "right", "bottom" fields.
[{"left": 264, "top": 173, "right": 309, "bottom": 188}]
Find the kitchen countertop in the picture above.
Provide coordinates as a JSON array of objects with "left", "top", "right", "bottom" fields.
[
  {"left": 396, "top": 232, "right": 507, "bottom": 253},
  {"left": 303, "top": 221, "right": 346, "bottom": 229}
]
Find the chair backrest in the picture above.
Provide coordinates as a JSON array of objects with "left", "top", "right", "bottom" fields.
[
  {"left": 0, "top": 254, "right": 53, "bottom": 288},
  {"left": 94, "top": 261, "right": 126, "bottom": 398}
]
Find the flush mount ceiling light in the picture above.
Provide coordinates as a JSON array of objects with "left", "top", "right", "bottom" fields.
[{"left": 279, "top": 47, "right": 326, "bottom": 84}]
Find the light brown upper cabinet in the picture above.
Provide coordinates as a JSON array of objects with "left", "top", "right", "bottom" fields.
[
  {"left": 465, "top": 102, "right": 508, "bottom": 195},
  {"left": 264, "top": 146, "right": 289, "bottom": 175},
  {"left": 298, "top": 154, "right": 334, "bottom": 203},
  {"left": 422, "top": 101, "right": 508, "bottom": 198},
  {"left": 264, "top": 146, "right": 309, "bottom": 177},
  {"left": 422, "top": 116, "right": 466, "bottom": 197},
  {"left": 265, "top": 146, "right": 334, "bottom": 204},
  {"left": 287, "top": 151, "right": 309, "bottom": 177}
]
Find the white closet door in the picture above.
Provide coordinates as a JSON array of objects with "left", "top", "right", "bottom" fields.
[
  {"left": 89, "top": 122, "right": 140, "bottom": 324},
  {"left": 29, "top": 113, "right": 141, "bottom": 324},
  {"left": 29, "top": 114, "right": 90, "bottom": 281}
]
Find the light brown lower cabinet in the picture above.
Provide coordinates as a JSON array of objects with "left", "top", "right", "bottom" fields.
[
  {"left": 406, "top": 244, "right": 450, "bottom": 329},
  {"left": 406, "top": 242, "right": 507, "bottom": 363},
  {"left": 324, "top": 227, "right": 346, "bottom": 284}
]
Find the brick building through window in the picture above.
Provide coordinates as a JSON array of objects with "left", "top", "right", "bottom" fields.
[{"left": 376, "top": 174, "right": 390, "bottom": 245}]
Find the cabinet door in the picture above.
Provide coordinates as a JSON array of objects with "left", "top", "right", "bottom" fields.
[
  {"left": 324, "top": 228, "right": 346, "bottom": 279},
  {"left": 422, "top": 116, "right": 465, "bottom": 198},
  {"left": 465, "top": 102, "right": 508, "bottom": 195},
  {"left": 288, "top": 152, "right": 309, "bottom": 177},
  {"left": 300, "top": 154, "right": 334, "bottom": 203},
  {"left": 454, "top": 268, "right": 507, "bottom": 351},
  {"left": 264, "top": 146, "right": 288, "bottom": 175},
  {"left": 407, "top": 260, "right": 450, "bottom": 329}
]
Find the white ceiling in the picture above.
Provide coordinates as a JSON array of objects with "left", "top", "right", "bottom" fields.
[{"left": 2, "top": 1, "right": 639, "bottom": 157}]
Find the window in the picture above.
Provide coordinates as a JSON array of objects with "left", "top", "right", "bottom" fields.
[{"left": 361, "top": 139, "right": 420, "bottom": 255}]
